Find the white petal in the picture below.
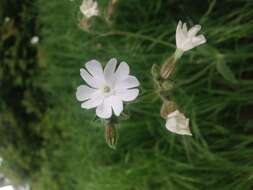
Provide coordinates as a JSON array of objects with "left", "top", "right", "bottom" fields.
[
  {"left": 96, "top": 96, "right": 123, "bottom": 118},
  {"left": 104, "top": 58, "right": 117, "bottom": 84},
  {"left": 115, "top": 75, "right": 140, "bottom": 90},
  {"left": 166, "top": 110, "right": 192, "bottom": 136},
  {"left": 96, "top": 102, "right": 112, "bottom": 119},
  {"left": 81, "top": 92, "right": 104, "bottom": 109},
  {"left": 115, "top": 61, "right": 130, "bottom": 80},
  {"left": 192, "top": 35, "right": 206, "bottom": 46},
  {"left": 110, "top": 96, "right": 123, "bottom": 116},
  {"left": 182, "top": 23, "right": 188, "bottom": 34},
  {"left": 76, "top": 85, "right": 97, "bottom": 101},
  {"left": 188, "top": 25, "right": 201, "bottom": 37},
  {"left": 115, "top": 89, "right": 139, "bottom": 102},
  {"left": 176, "top": 20, "right": 184, "bottom": 49},
  {"left": 85, "top": 60, "right": 105, "bottom": 80},
  {"left": 176, "top": 20, "right": 182, "bottom": 37},
  {"left": 167, "top": 110, "right": 180, "bottom": 118},
  {"left": 80, "top": 68, "right": 101, "bottom": 88}
]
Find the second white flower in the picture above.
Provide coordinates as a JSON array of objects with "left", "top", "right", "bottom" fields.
[{"left": 176, "top": 20, "right": 206, "bottom": 52}]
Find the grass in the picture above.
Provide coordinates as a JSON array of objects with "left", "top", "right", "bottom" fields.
[{"left": 1, "top": 0, "right": 253, "bottom": 189}]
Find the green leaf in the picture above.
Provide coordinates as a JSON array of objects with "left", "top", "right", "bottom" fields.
[{"left": 216, "top": 61, "right": 237, "bottom": 83}]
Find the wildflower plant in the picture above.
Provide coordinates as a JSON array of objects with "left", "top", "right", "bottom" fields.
[{"left": 152, "top": 20, "right": 207, "bottom": 136}]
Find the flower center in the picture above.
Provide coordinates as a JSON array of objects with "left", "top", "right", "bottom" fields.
[{"left": 103, "top": 86, "right": 111, "bottom": 93}]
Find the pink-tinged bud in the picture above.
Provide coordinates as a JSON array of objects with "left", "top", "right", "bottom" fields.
[
  {"left": 160, "top": 101, "right": 177, "bottom": 119},
  {"left": 104, "top": 121, "right": 117, "bottom": 149}
]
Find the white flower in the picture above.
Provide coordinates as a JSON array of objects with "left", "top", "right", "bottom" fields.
[
  {"left": 76, "top": 58, "right": 140, "bottom": 119},
  {"left": 80, "top": 0, "right": 99, "bottom": 18},
  {"left": 165, "top": 110, "right": 192, "bottom": 136},
  {"left": 176, "top": 20, "right": 206, "bottom": 52},
  {"left": 30, "top": 36, "right": 39, "bottom": 45}
]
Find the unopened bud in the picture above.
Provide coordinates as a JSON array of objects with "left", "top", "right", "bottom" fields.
[
  {"left": 104, "top": 121, "right": 118, "bottom": 149},
  {"left": 160, "top": 101, "right": 177, "bottom": 119},
  {"left": 160, "top": 56, "right": 177, "bottom": 79},
  {"left": 112, "top": 0, "right": 118, "bottom": 4},
  {"left": 79, "top": 17, "right": 91, "bottom": 31},
  {"left": 151, "top": 64, "right": 160, "bottom": 79},
  {"left": 161, "top": 81, "right": 173, "bottom": 91},
  {"left": 106, "top": 0, "right": 118, "bottom": 23}
]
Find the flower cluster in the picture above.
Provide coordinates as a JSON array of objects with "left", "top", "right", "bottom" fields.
[{"left": 154, "top": 20, "right": 206, "bottom": 136}]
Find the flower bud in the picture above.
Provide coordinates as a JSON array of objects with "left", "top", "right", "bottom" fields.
[
  {"left": 161, "top": 81, "right": 173, "bottom": 91},
  {"left": 151, "top": 64, "right": 160, "bottom": 79},
  {"left": 160, "top": 101, "right": 177, "bottom": 119},
  {"left": 160, "top": 56, "right": 177, "bottom": 79},
  {"left": 107, "top": 0, "right": 118, "bottom": 20},
  {"left": 79, "top": 17, "right": 91, "bottom": 31},
  {"left": 104, "top": 121, "right": 117, "bottom": 149}
]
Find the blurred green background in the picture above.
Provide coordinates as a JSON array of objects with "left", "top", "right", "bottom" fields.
[{"left": 0, "top": 0, "right": 253, "bottom": 189}]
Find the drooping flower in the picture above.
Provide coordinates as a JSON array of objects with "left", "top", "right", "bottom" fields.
[
  {"left": 76, "top": 58, "right": 140, "bottom": 119},
  {"left": 165, "top": 110, "right": 192, "bottom": 136},
  {"left": 80, "top": 0, "right": 99, "bottom": 18},
  {"left": 176, "top": 20, "right": 206, "bottom": 52}
]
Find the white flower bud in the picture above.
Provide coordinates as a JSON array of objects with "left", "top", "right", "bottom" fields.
[{"left": 165, "top": 110, "right": 192, "bottom": 136}]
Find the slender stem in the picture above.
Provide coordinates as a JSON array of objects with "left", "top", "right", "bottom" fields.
[{"left": 91, "top": 30, "right": 175, "bottom": 48}]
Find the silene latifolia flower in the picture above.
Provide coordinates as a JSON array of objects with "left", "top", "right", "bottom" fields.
[
  {"left": 80, "top": 0, "right": 99, "bottom": 18},
  {"left": 176, "top": 20, "right": 206, "bottom": 53},
  {"left": 160, "top": 20, "right": 207, "bottom": 79},
  {"left": 165, "top": 110, "right": 192, "bottom": 136},
  {"left": 76, "top": 58, "right": 140, "bottom": 119}
]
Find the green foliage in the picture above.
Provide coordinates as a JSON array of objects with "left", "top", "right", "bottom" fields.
[{"left": 1, "top": 0, "right": 253, "bottom": 189}]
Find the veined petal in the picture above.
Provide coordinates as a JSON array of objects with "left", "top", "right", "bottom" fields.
[
  {"left": 104, "top": 58, "right": 117, "bottom": 84},
  {"left": 115, "top": 61, "right": 130, "bottom": 81},
  {"left": 85, "top": 60, "right": 105, "bottom": 80},
  {"left": 115, "top": 75, "right": 140, "bottom": 90},
  {"left": 81, "top": 92, "right": 104, "bottom": 109},
  {"left": 96, "top": 102, "right": 112, "bottom": 119},
  {"left": 109, "top": 96, "right": 123, "bottom": 116},
  {"left": 80, "top": 68, "right": 102, "bottom": 88},
  {"left": 76, "top": 85, "right": 97, "bottom": 101},
  {"left": 188, "top": 25, "right": 201, "bottom": 37},
  {"left": 115, "top": 88, "right": 139, "bottom": 102}
]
